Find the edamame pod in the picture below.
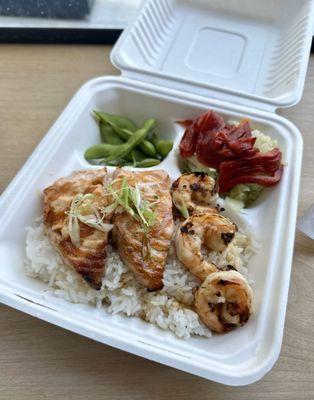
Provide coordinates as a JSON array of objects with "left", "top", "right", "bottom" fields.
[
  {"left": 102, "top": 118, "right": 155, "bottom": 163},
  {"left": 151, "top": 132, "right": 159, "bottom": 148},
  {"left": 88, "top": 111, "right": 164, "bottom": 167},
  {"left": 156, "top": 140, "right": 173, "bottom": 158},
  {"left": 135, "top": 158, "right": 161, "bottom": 168},
  {"left": 105, "top": 159, "right": 130, "bottom": 166},
  {"left": 84, "top": 143, "right": 117, "bottom": 160},
  {"left": 99, "top": 122, "right": 141, "bottom": 163},
  {"left": 114, "top": 125, "right": 158, "bottom": 157},
  {"left": 151, "top": 133, "right": 173, "bottom": 158},
  {"left": 131, "top": 147, "right": 147, "bottom": 163},
  {"left": 112, "top": 126, "right": 131, "bottom": 141},
  {"left": 93, "top": 111, "right": 138, "bottom": 132},
  {"left": 100, "top": 122, "right": 124, "bottom": 144},
  {"left": 96, "top": 112, "right": 158, "bottom": 157},
  {"left": 139, "top": 140, "right": 157, "bottom": 157}
]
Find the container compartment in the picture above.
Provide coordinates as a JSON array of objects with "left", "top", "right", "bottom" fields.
[
  {"left": 0, "top": 77, "right": 302, "bottom": 385},
  {"left": 112, "top": 0, "right": 313, "bottom": 105}
]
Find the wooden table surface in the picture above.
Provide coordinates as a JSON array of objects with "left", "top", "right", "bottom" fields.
[{"left": 0, "top": 45, "right": 313, "bottom": 399}]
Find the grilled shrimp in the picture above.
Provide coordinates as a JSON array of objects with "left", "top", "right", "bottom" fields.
[
  {"left": 171, "top": 172, "right": 218, "bottom": 217},
  {"left": 175, "top": 212, "right": 237, "bottom": 280},
  {"left": 194, "top": 271, "right": 253, "bottom": 333}
]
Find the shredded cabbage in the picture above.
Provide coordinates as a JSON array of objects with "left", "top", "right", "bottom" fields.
[
  {"left": 182, "top": 156, "right": 217, "bottom": 178},
  {"left": 228, "top": 183, "right": 264, "bottom": 206},
  {"left": 252, "top": 130, "right": 278, "bottom": 153},
  {"left": 225, "top": 196, "right": 244, "bottom": 212},
  {"left": 227, "top": 129, "right": 277, "bottom": 206}
]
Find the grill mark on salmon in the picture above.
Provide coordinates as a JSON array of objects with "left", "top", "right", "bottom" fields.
[
  {"left": 111, "top": 168, "right": 174, "bottom": 290},
  {"left": 43, "top": 168, "right": 112, "bottom": 289}
]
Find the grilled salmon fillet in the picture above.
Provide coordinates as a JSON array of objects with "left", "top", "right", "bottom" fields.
[
  {"left": 111, "top": 168, "right": 174, "bottom": 290},
  {"left": 43, "top": 168, "right": 111, "bottom": 290}
]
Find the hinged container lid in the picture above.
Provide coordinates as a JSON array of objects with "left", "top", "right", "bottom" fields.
[{"left": 111, "top": 0, "right": 314, "bottom": 112}]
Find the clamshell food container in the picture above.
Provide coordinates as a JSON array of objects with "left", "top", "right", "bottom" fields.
[{"left": 0, "top": 0, "right": 313, "bottom": 386}]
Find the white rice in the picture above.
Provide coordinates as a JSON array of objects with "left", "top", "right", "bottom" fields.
[
  {"left": 25, "top": 222, "right": 253, "bottom": 339},
  {"left": 207, "top": 231, "right": 252, "bottom": 278}
]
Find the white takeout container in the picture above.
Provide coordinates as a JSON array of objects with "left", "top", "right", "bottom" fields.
[{"left": 0, "top": 0, "right": 313, "bottom": 386}]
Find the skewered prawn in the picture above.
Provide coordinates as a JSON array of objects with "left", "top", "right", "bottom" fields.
[
  {"left": 171, "top": 172, "right": 218, "bottom": 217},
  {"left": 194, "top": 271, "right": 253, "bottom": 333},
  {"left": 175, "top": 212, "right": 237, "bottom": 280}
]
